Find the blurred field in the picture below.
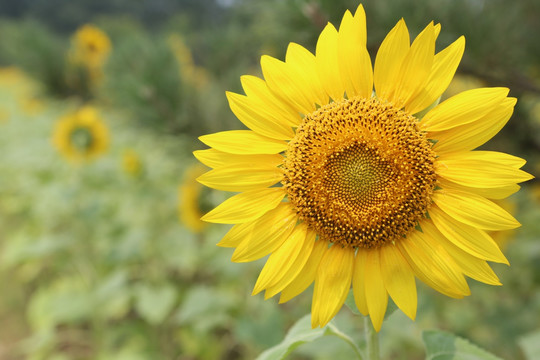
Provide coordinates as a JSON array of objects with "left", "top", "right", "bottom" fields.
[{"left": 0, "top": 1, "right": 539, "bottom": 359}]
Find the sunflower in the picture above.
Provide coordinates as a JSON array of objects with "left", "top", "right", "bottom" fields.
[
  {"left": 69, "top": 24, "right": 111, "bottom": 69},
  {"left": 53, "top": 106, "right": 109, "bottom": 163},
  {"left": 194, "top": 5, "right": 532, "bottom": 331}
]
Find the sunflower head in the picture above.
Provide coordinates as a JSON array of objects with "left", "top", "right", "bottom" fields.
[
  {"left": 53, "top": 106, "right": 109, "bottom": 163},
  {"left": 69, "top": 24, "right": 112, "bottom": 69},
  {"left": 195, "top": 4, "right": 533, "bottom": 331}
]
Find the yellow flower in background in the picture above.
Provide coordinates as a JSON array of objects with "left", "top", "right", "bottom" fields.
[
  {"left": 121, "top": 149, "right": 143, "bottom": 177},
  {"left": 70, "top": 24, "right": 111, "bottom": 69},
  {"left": 53, "top": 106, "right": 109, "bottom": 163},
  {"left": 195, "top": 5, "right": 533, "bottom": 331},
  {"left": 169, "top": 34, "right": 209, "bottom": 89},
  {"left": 68, "top": 24, "right": 111, "bottom": 88},
  {"left": 179, "top": 165, "right": 208, "bottom": 233}
]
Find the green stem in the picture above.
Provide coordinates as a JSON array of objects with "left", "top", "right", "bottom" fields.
[{"left": 364, "top": 316, "right": 380, "bottom": 360}]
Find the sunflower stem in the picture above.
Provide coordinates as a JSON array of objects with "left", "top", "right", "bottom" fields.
[{"left": 364, "top": 316, "right": 380, "bottom": 360}]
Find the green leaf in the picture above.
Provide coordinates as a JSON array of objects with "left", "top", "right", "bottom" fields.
[
  {"left": 256, "top": 315, "right": 327, "bottom": 360},
  {"left": 423, "top": 330, "right": 503, "bottom": 360},
  {"left": 176, "top": 286, "right": 235, "bottom": 333},
  {"left": 518, "top": 329, "right": 540, "bottom": 360},
  {"left": 94, "top": 271, "right": 131, "bottom": 319},
  {"left": 27, "top": 277, "right": 93, "bottom": 331},
  {"left": 134, "top": 283, "right": 177, "bottom": 325},
  {"left": 256, "top": 314, "right": 362, "bottom": 360}
]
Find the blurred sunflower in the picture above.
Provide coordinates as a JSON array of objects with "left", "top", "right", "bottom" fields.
[
  {"left": 53, "top": 106, "right": 109, "bottom": 163},
  {"left": 169, "top": 33, "right": 209, "bottom": 89},
  {"left": 69, "top": 24, "right": 111, "bottom": 69},
  {"left": 68, "top": 24, "right": 111, "bottom": 90},
  {"left": 121, "top": 149, "right": 143, "bottom": 177},
  {"left": 195, "top": 5, "right": 532, "bottom": 331},
  {"left": 179, "top": 165, "right": 211, "bottom": 233}
]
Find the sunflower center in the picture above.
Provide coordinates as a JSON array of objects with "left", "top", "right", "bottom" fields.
[
  {"left": 282, "top": 97, "right": 437, "bottom": 249},
  {"left": 70, "top": 127, "right": 94, "bottom": 151}
]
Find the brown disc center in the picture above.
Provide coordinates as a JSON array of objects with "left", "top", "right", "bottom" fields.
[{"left": 282, "top": 96, "right": 437, "bottom": 248}]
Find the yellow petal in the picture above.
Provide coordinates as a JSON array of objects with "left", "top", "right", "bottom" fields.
[
  {"left": 279, "top": 239, "right": 327, "bottom": 304},
  {"left": 256, "top": 223, "right": 316, "bottom": 300},
  {"left": 436, "top": 152, "right": 532, "bottom": 188},
  {"left": 421, "top": 220, "right": 502, "bottom": 285},
  {"left": 428, "top": 205, "right": 508, "bottom": 264},
  {"left": 438, "top": 150, "right": 527, "bottom": 168},
  {"left": 231, "top": 202, "right": 297, "bottom": 262},
  {"left": 264, "top": 229, "right": 316, "bottom": 299},
  {"left": 285, "top": 43, "right": 328, "bottom": 106},
  {"left": 380, "top": 244, "right": 417, "bottom": 320},
  {"left": 352, "top": 249, "right": 369, "bottom": 316},
  {"left": 432, "top": 189, "right": 520, "bottom": 231},
  {"left": 202, "top": 187, "right": 285, "bottom": 224},
  {"left": 253, "top": 223, "right": 309, "bottom": 295},
  {"left": 311, "top": 245, "right": 354, "bottom": 328},
  {"left": 430, "top": 97, "right": 516, "bottom": 154},
  {"left": 197, "top": 163, "right": 283, "bottom": 192},
  {"left": 261, "top": 55, "right": 315, "bottom": 115},
  {"left": 374, "top": 19, "right": 410, "bottom": 102},
  {"left": 391, "top": 22, "right": 436, "bottom": 108},
  {"left": 199, "top": 130, "right": 287, "bottom": 154},
  {"left": 193, "top": 149, "right": 283, "bottom": 169},
  {"left": 337, "top": 5, "right": 373, "bottom": 98},
  {"left": 406, "top": 36, "right": 465, "bottom": 115},
  {"left": 364, "top": 249, "right": 388, "bottom": 332},
  {"left": 217, "top": 222, "right": 254, "bottom": 248},
  {"left": 421, "top": 87, "right": 509, "bottom": 132},
  {"left": 226, "top": 91, "right": 295, "bottom": 140},
  {"left": 397, "top": 229, "right": 470, "bottom": 298},
  {"left": 316, "top": 23, "right": 345, "bottom": 101},
  {"left": 240, "top": 75, "right": 301, "bottom": 126},
  {"left": 438, "top": 178, "right": 520, "bottom": 200}
]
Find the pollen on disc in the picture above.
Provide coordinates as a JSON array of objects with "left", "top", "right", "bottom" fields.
[{"left": 282, "top": 97, "right": 437, "bottom": 249}]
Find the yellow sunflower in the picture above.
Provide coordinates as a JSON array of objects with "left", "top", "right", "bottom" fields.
[
  {"left": 53, "top": 106, "right": 109, "bottom": 163},
  {"left": 194, "top": 5, "right": 532, "bottom": 331},
  {"left": 69, "top": 24, "right": 111, "bottom": 69}
]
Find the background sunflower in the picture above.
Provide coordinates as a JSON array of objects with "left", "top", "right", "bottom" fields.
[{"left": 52, "top": 106, "right": 109, "bottom": 163}]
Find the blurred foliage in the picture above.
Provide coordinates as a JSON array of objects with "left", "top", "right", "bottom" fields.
[
  {"left": 0, "top": 0, "right": 538, "bottom": 359},
  {"left": 0, "top": 19, "right": 71, "bottom": 97}
]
